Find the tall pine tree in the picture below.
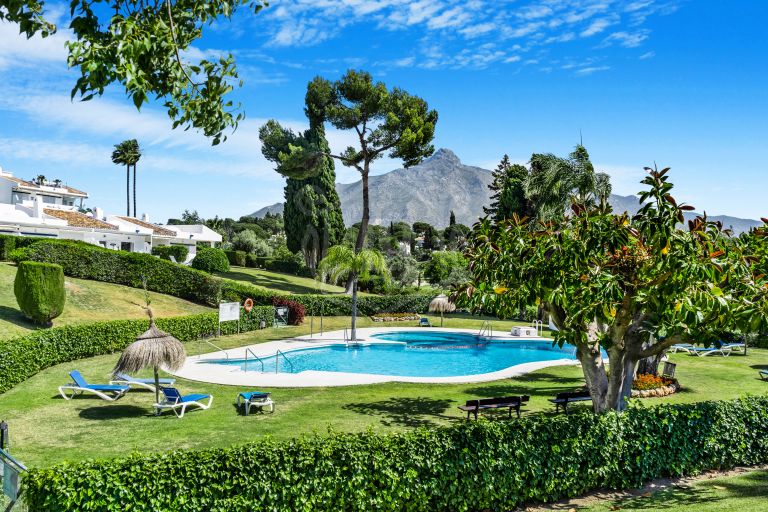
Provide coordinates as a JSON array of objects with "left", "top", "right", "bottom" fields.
[
  {"left": 483, "top": 154, "right": 531, "bottom": 222},
  {"left": 261, "top": 78, "right": 345, "bottom": 272}
]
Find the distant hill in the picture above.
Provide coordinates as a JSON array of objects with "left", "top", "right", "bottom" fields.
[{"left": 249, "top": 148, "right": 760, "bottom": 233}]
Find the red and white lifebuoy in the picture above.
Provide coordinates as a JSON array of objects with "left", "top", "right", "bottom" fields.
[{"left": 243, "top": 298, "right": 254, "bottom": 312}]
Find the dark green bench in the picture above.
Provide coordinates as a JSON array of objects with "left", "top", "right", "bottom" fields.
[
  {"left": 549, "top": 390, "right": 592, "bottom": 414},
  {"left": 458, "top": 395, "right": 530, "bottom": 420}
]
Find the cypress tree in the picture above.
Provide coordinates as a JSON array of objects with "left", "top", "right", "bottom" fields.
[
  {"left": 484, "top": 154, "right": 531, "bottom": 222},
  {"left": 282, "top": 79, "right": 345, "bottom": 272}
]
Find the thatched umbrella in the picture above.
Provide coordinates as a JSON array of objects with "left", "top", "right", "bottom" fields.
[
  {"left": 113, "top": 309, "right": 186, "bottom": 404},
  {"left": 429, "top": 294, "right": 456, "bottom": 327}
]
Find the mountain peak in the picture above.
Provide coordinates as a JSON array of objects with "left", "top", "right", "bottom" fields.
[{"left": 427, "top": 148, "right": 460, "bottom": 165}]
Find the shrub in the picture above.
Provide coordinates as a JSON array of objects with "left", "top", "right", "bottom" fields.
[
  {"left": 268, "top": 246, "right": 310, "bottom": 276},
  {"left": 423, "top": 251, "right": 467, "bottom": 286},
  {"left": 224, "top": 250, "right": 247, "bottom": 267},
  {"left": 14, "top": 261, "right": 66, "bottom": 326},
  {"left": 151, "top": 245, "right": 189, "bottom": 263},
  {"left": 0, "top": 234, "right": 16, "bottom": 260},
  {"left": 0, "top": 306, "right": 272, "bottom": 395},
  {"left": 272, "top": 296, "right": 305, "bottom": 325},
  {"left": 191, "top": 247, "right": 230, "bottom": 273},
  {"left": 23, "top": 397, "right": 768, "bottom": 511},
  {"left": 245, "top": 253, "right": 260, "bottom": 268}
]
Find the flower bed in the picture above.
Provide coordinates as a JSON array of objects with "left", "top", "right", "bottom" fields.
[
  {"left": 370, "top": 312, "right": 420, "bottom": 322},
  {"left": 631, "top": 373, "right": 680, "bottom": 398}
]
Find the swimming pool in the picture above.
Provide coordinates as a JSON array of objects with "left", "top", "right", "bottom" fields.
[{"left": 202, "top": 331, "right": 577, "bottom": 378}]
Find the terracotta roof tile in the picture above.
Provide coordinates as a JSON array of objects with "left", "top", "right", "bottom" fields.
[
  {"left": 118, "top": 216, "right": 177, "bottom": 237},
  {"left": 44, "top": 209, "right": 118, "bottom": 230},
  {"left": 2, "top": 176, "right": 87, "bottom": 197}
]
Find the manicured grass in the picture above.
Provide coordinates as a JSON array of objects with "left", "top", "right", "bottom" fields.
[
  {"left": 0, "top": 314, "right": 765, "bottom": 469},
  {"left": 575, "top": 469, "right": 768, "bottom": 512},
  {"left": 0, "top": 262, "right": 212, "bottom": 339},
  {"left": 220, "top": 265, "right": 351, "bottom": 294}
]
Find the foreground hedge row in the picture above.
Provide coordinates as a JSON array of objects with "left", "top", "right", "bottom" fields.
[
  {"left": 10, "top": 238, "right": 433, "bottom": 314},
  {"left": 23, "top": 396, "right": 768, "bottom": 511},
  {"left": 0, "top": 306, "right": 272, "bottom": 395}
]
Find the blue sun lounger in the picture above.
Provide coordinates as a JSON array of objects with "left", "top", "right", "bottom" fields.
[
  {"left": 110, "top": 372, "right": 176, "bottom": 392},
  {"left": 236, "top": 391, "right": 274, "bottom": 415},
  {"left": 59, "top": 370, "right": 130, "bottom": 401},
  {"left": 154, "top": 387, "right": 213, "bottom": 418},
  {"left": 670, "top": 343, "right": 695, "bottom": 354},
  {"left": 688, "top": 346, "right": 731, "bottom": 357},
  {"left": 759, "top": 370, "right": 768, "bottom": 381}
]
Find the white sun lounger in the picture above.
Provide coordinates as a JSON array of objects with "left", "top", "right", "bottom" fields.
[
  {"left": 688, "top": 346, "right": 731, "bottom": 357},
  {"left": 154, "top": 387, "right": 213, "bottom": 418},
  {"left": 670, "top": 343, "right": 695, "bottom": 354},
  {"left": 110, "top": 372, "right": 176, "bottom": 392},
  {"left": 59, "top": 370, "right": 130, "bottom": 401},
  {"left": 236, "top": 391, "right": 274, "bottom": 415}
]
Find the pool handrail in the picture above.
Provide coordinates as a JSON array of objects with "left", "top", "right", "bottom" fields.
[
  {"left": 478, "top": 321, "right": 493, "bottom": 339},
  {"left": 244, "top": 348, "right": 265, "bottom": 372},
  {"left": 275, "top": 349, "right": 294, "bottom": 373},
  {"left": 197, "top": 335, "right": 229, "bottom": 360}
]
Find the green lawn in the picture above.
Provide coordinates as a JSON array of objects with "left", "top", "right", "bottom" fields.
[
  {"left": 220, "top": 265, "right": 352, "bottom": 294},
  {"left": 575, "top": 469, "right": 768, "bottom": 512},
  {"left": 0, "top": 314, "right": 765, "bottom": 469},
  {"left": 0, "top": 262, "right": 212, "bottom": 339}
]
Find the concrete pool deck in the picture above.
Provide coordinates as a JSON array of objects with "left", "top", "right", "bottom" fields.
[{"left": 171, "top": 326, "right": 579, "bottom": 387}]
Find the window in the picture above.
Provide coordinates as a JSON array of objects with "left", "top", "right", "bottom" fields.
[
  {"left": 41, "top": 195, "right": 57, "bottom": 204},
  {"left": 11, "top": 192, "right": 30, "bottom": 204},
  {"left": 120, "top": 242, "right": 132, "bottom": 252}
]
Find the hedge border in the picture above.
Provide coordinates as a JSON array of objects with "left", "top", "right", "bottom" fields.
[
  {"left": 22, "top": 397, "right": 768, "bottom": 511},
  {"left": 0, "top": 306, "right": 272, "bottom": 395}
]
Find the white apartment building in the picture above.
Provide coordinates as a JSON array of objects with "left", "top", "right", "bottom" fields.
[{"left": 0, "top": 167, "right": 220, "bottom": 261}]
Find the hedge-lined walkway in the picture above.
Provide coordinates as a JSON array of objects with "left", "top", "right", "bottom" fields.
[{"left": 0, "top": 314, "right": 766, "bottom": 468}]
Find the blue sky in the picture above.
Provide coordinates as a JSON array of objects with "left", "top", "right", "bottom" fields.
[{"left": 0, "top": 0, "right": 766, "bottom": 222}]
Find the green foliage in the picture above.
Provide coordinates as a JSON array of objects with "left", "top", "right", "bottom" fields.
[
  {"left": 223, "top": 250, "right": 247, "bottom": 267},
  {"left": 423, "top": 251, "right": 467, "bottom": 286},
  {"left": 191, "top": 247, "right": 230, "bottom": 273},
  {"left": 14, "top": 261, "right": 66, "bottom": 325},
  {"left": 0, "top": 306, "right": 271, "bottom": 395},
  {"left": 151, "top": 245, "right": 189, "bottom": 262},
  {"left": 230, "top": 230, "right": 261, "bottom": 254},
  {"left": 459, "top": 167, "right": 768, "bottom": 410},
  {"left": 0, "top": 234, "right": 16, "bottom": 260},
  {"left": 387, "top": 254, "right": 420, "bottom": 287},
  {"left": 483, "top": 154, "right": 532, "bottom": 222},
  {"left": 5, "top": 0, "right": 267, "bottom": 144},
  {"left": 23, "top": 397, "right": 768, "bottom": 511}
]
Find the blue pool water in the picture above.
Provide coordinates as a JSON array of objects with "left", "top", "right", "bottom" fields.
[{"left": 204, "top": 331, "right": 577, "bottom": 377}]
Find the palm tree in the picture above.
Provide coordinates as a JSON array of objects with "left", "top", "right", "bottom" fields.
[
  {"left": 317, "top": 246, "right": 388, "bottom": 341},
  {"left": 525, "top": 144, "right": 612, "bottom": 221},
  {"left": 111, "top": 139, "right": 141, "bottom": 216}
]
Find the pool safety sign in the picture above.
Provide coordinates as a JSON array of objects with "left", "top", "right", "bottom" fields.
[{"left": 219, "top": 302, "right": 240, "bottom": 322}]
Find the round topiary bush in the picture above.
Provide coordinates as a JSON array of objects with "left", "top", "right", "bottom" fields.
[
  {"left": 14, "top": 261, "right": 66, "bottom": 326},
  {"left": 191, "top": 247, "right": 230, "bottom": 273}
]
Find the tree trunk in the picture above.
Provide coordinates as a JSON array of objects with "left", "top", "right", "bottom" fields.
[
  {"left": 346, "top": 169, "right": 370, "bottom": 295},
  {"left": 636, "top": 352, "right": 664, "bottom": 376},
  {"left": 576, "top": 344, "right": 609, "bottom": 412},
  {"left": 126, "top": 165, "right": 130, "bottom": 216},
  {"left": 133, "top": 163, "right": 137, "bottom": 218},
  {"left": 604, "top": 348, "right": 637, "bottom": 411},
  {"left": 350, "top": 279, "right": 358, "bottom": 340}
]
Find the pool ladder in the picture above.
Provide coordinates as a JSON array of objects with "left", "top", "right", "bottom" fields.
[
  {"left": 478, "top": 321, "right": 493, "bottom": 339},
  {"left": 197, "top": 335, "right": 229, "bottom": 360},
  {"left": 275, "top": 349, "right": 294, "bottom": 373},
  {"left": 244, "top": 348, "right": 264, "bottom": 372}
]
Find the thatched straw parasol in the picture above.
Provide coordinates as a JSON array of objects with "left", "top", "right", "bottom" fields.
[
  {"left": 113, "top": 308, "right": 186, "bottom": 404},
  {"left": 429, "top": 294, "right": 456, "bottom": 327}
]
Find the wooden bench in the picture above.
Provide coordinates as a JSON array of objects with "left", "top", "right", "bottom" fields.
[
  {"left": 458, "top": 395, "right": 530, "bottom": 420},
  {"left": 549, "top": 390, "right": 592, "bottom": 414}
]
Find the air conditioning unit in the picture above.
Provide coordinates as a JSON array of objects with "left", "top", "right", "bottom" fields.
[{"left": 511, "top": 326, "right": 538, "bottom": 337}]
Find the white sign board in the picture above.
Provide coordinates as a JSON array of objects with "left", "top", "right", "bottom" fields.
[
  {"left": 218, "top": 302, "right": 240, "bottom": 322},
  {"left": 1, "top": 450, "right": 24, "bottom": 502}
]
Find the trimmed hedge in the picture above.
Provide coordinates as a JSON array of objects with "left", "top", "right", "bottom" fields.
[
  {"left": 151, "top": 245, "right": 189, "bottom": 263},
  {"left": 23, "top": 397, "right": 768, "bottom": 511},
  {"left": 224, "top": 250, "right": 247, "bottom": 267},
  {"left": 0, "top": 306, "right": 272, "bottom": 395},
  {"left": 191, "top": 247, "right": 230, "bottom": 273},
  {"left": 12, "top": 239, "right": 435, "bottom": 316},
  {"left": 0, "top": 234, "right": 36, "bottom": 260},
  {"left": 14, "top": 261, "right": 66, "bottom": 325}
]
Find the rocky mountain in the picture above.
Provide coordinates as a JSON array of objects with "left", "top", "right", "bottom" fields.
[{"left": 249, "top": 148, "right": 760, "bottom": 233}]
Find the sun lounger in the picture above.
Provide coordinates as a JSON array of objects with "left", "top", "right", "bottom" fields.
[
  {"left": 110, "top": 372, "right": 176, "bottom": 392},
  {"left": 549, "top": 390, "right": 592, "bottom": 414},
  {"left": 759, "top": 370, "right": 768, "bottom": 381},
  {"left": 721, "top": 342, "right": 746, "bottom": 353},
  {"left": 418, "top": 317, "right": 431, "bottom": 327},
  {"left": 688, "top": 346, "right": 731, "bottom": 357},
  {"left": 670, "top": 344, "right": 695, "bottom": 354},
  {"left": 236, "top": 391, "right": 274, "bottom": 415},
  {"left": 458, "top": 395, "right": 529, "bottom": 420},
  {"left": 59, "top": 370, "right": 130, "bottom": 401},
  {"left": 154, "top": 387, "right": 213, "bottom": 418}
]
